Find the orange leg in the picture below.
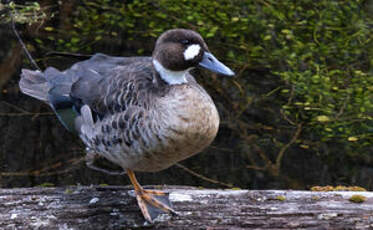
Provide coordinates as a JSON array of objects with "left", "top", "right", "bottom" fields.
[{"left": 126, "top": 169, "right": 176, "bottom": 223}]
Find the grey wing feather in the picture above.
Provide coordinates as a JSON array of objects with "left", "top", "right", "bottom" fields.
[
  {"left": 70, "top": 55, "right": 155, "bottom": 117},
  {"left": 19, "top": 53, "right": 153, "bottom": 133}
]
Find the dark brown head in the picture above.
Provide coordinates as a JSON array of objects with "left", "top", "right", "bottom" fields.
[{"left": 152, "top": 29, "right": 234, "bottom": 85}]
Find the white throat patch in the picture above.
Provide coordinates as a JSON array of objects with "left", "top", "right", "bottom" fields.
[
  {"left": 184, "top": 44, "right": 201, "bottom": 61},
  {"left": 153, "top": 60, "right": 190, "bottom": 85}
]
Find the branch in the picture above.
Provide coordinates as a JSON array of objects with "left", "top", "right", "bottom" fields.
[
  {"left": 246, "top": 123, "right": 302, "bottom": 177},
  {"left": 0, "top": 186, "right": 372, "bottom": 229},
  {"left": 274, "top": 123, "right": 303, "bottom": 173},
  {"left": 0, "top": 157, "right": 84, "bottom": 177},
  {"left": 0, "top": 101, "right": 54, "bottom": 117},
  {"left": 175, "top": 163, "right": 234, "bottom": 188}
]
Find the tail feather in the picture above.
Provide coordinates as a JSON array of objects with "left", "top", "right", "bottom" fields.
[
  {"left": 19, "top": 54, "right": 114, "bottom": 133},
  {"left": 19, "top": 69, "right": 49, "bottom": 102},
  {"left": 19, "top": 67, "right": 78, "bottom": 132}
]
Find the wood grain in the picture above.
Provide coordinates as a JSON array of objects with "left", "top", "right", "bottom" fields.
[{"left": 0, "top": 186, "right": 372, "bottom": 229}]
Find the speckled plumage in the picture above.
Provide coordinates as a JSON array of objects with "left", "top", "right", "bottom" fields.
[
  {"left": 74, "top": 54, "right": 219, "bottom": 172},
  {"left": 20, "top": 29, "right": 234, "bottom": 222},
  {"left": 20, "top": 51, "right": 219, "bottom": 173}
]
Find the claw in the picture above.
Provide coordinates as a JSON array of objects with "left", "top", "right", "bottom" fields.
[{"left": 127, "top": 169, "right": 176, "bottom": 222}]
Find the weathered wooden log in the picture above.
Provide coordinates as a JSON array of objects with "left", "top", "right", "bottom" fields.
[{"left": 0, "top": 186, "right": 372, "bottom": 230}]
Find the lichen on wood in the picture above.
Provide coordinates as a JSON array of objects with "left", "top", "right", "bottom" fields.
[{"left": 0, "top": 186, "right": 372, "bottom": 229}]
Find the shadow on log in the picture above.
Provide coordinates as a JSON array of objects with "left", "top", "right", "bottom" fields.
[{"left": 0, "top": 186, "right": 373, "bottom": 229}]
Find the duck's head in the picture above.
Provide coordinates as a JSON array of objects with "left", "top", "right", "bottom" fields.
[{"left": 152, "top": 29, "right": 234, "bottom": 85}]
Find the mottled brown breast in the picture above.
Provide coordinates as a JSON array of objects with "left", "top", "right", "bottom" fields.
[{"left": 131, "top": 82, "right": 220, "bottom": 172}]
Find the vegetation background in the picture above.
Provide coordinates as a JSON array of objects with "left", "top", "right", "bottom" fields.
[{"left": 0, "top": 0, "right": 372, "bottom": 190}]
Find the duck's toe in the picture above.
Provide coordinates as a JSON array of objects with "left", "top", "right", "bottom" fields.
[{"left": 135, "top": 189, "right": 177, "bottom": 223}]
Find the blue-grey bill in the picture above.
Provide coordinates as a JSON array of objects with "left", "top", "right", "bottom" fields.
[{"left": 198, "top": 52, "right": 235, "bottom": 76}]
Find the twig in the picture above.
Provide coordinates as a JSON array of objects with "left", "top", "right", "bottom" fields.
[
  {"left": 236, "top": 63, "right": 249, "bottom": 77},
  {"left": 248, "top": 141, "right": 272, "bottom": 166},
  {"left": 85, "top": 152, "right": 126, "bottom": 176},
  {"left": 45, "top": 51, "right": 92, "bottom": 59},
  {"left": 280, "top": 109, "right": 296, "bottom": 125},
  {"left": 280, "top": 85, "right": 296, "bottom": 125},
  {"left": 274, "top": 123, "right": 303, "bottom": 173},
  {"left": 0, "top": 101, "right": 54, "bottom": 117},
  {"left": 246, "top": 165, "right": 266, "bottom": 171},
  {"left": 265, "top": 86, "right": 282, "bottom": 97},
  {"left": 245, "top": 123, "right": 302, "bottom": 177},
  {"left": 336, "top": 94, "right": 350, "bottom": 119},
  {"left": 0, "top": 112, "right": 54, "bottom": 117},
  {"left": 1, "top": 101, "right": 29, "bottom": 113},
  {"left": 0, "top": 157, "right": 85, "bottom": 177},
  {"left": 175, "top": 163, "right": 234, "bottom": 188},
  {"left": 245, "top": 143, "right": 274, "bottom": 174},
  {"left": 208, "top": 145, "right": 234, "bottom": 153},
  {"left": 10, "top": 11, "right": 41, "bottom": 70}
]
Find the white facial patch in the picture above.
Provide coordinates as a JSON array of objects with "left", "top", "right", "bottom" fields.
[
  {"left": 153, "top": 60, "right": 190, "bottom": 85},
  {"left": 183, "top": 44, "right": 201, "bottom": 61}
]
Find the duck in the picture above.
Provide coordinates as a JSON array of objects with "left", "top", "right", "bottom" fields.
[{"left": 19, "top": 28, "right": 234, "bottom": 223}]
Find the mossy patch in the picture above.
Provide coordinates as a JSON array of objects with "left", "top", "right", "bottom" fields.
[
  {"left": 311, "top": 186, "right": 334, "bottom": 191},
  {"left": 275, "top": 195, "right": 286, "bottom": 201},
  {"left": 36, "top": 182, "right": 55, "bottom": 187},
  {"left": 348, "top": 195, "right": 366, "bottom": 203},
  {"left": 311, "top": 185, "right": 367, "bottom": 192},
  {"left": 311, "top": 195, "right": 320, "bottom": 201},
  {"left": 335, "top": 186, "right": 366, "bottom": 191}
]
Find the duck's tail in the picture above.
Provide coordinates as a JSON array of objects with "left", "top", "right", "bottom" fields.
[
  {"left": 19, "top": 67, "right": 78, "bottom": 131},
  {"left": 19, "top": 69, "right": 49, "bottom": 102}
]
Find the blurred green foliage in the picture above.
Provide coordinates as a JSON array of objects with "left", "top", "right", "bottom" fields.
[
  {"left": 1, "top": 1, "right": 47, "bottom": 24},
  {"left": 4, "top": 0, "right": 372, "bottom": 185}
]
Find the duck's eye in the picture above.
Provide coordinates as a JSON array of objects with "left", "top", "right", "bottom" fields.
[{"left": 181, "top": 39, "right": 191, "bottom": 45}]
